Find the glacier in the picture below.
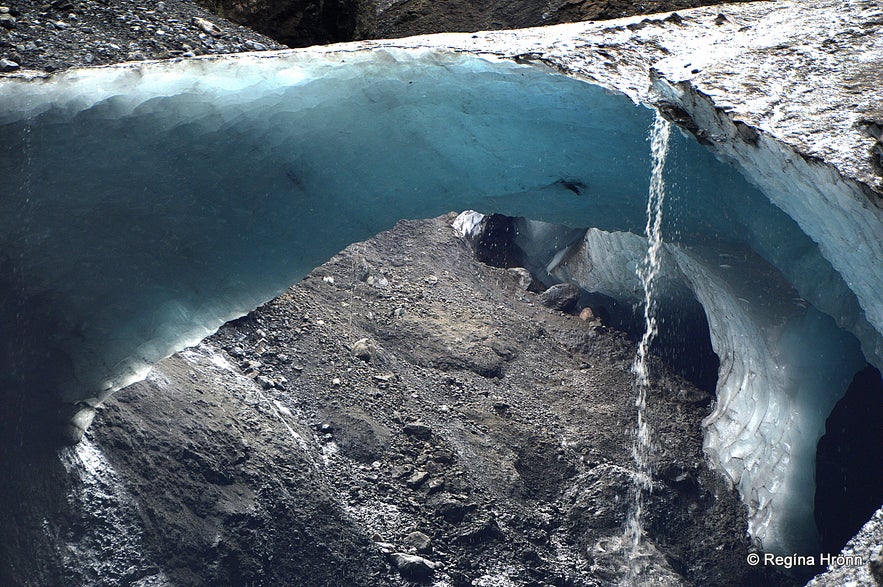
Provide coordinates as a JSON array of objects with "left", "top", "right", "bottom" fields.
[{"left": 1, "top": 0, "right": 881, "bottom": 561}]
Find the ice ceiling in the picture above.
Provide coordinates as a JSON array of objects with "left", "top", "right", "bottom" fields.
[{"left": 0, "top": 48, "right": 879, "bottom": 556}]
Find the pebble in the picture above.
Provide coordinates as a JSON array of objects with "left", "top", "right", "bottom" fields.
[
  {"left": 539, "top": 282, "right": 580, "bottom": 311},
  {"left": 373, "top": 540, "right": 396, "bottom": 555},
  {"left": 372, "top": 373, "right": 396, "bottom": 388},
  {"left": 406, "top": 470, "right": 429, "bottom": 489},
  {"left": 403, "top": 530, "right": 433, "bottom": 554},
  {"left": 244, "top": 39, "right": 268, "bottom": 51},
  {"left": 191, "top": 16, "right": 221, "bottom": 36},
  {"left": 507, "top": 267, "right": 533, "bottom": 290},
  {"left": 436, "top": 498, "right": 468, "bottom": 524},
  {"left": 255, "top": 375, "right": 274, "bottom": 390},
  {"left": 0, "top": 58, "right": 20, "bottom": 71},
  {"left": 367, "top": 275, "right": 389, "bottom": 288},
  {"left": 351, "top": 338, "right": 377, "bottom": 362},
  {"left": 403, "top": 421, "right": 432, "bottom": 440},
  {"left": 388, "top": 553, "right": 437, "bottom": 581},
  {"left": 0, "top": 12, "right": 15, "bottom": 29},
  {"left": 426, "top": 478, "right": 445, "bottom": 494}
]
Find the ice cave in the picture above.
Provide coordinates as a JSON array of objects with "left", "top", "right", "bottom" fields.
[{"left": 0, "top": 45, "right": 880, "bottom": 564}]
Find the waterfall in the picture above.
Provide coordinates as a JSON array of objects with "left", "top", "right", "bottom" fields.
[{"left": 623, "top": 111, "right": 672, "bottom": 584}]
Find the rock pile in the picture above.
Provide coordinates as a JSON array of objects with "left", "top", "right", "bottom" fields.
[{"left": 0, "top": 0, "right": 283, "bottom": 72}]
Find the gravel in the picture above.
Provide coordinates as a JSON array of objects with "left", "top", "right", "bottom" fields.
[{"left": 0, "top": 0, "right": 285, "bottom": 73}]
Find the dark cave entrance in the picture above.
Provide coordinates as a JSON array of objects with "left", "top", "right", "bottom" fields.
[
  {"left": 815, "top": 365, "right": 883, "bottom": 554},
  {"left": 461, "top": 212, "right": 720, "bottom": 394}
]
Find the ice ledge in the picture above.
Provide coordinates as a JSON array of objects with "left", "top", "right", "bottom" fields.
[{"left": 5, "top": 0, "right": 880, "bottom": 198}]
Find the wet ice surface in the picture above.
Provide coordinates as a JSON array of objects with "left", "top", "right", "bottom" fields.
[{"left": 0, "top": 47, "right": 878, "bottom": 555}]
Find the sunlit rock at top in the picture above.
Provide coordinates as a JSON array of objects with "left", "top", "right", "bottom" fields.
[{"left": 0, "top": 44, "right": 880, "bottom": 556}]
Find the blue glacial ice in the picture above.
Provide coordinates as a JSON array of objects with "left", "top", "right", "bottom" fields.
[{"left": 0, "top": 48, "right": 879, "bottom": 555}]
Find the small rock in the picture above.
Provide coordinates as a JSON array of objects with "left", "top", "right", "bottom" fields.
[
  {"left": 0, "top": 13, "right": 15, "bottom": 29},
  {"left": 406, "top": 470, "right": 429, "bottom": 489},
  {"left": 191, "top": 16, "right": 221, "bottom": 36},
  {"left": 579, "top": 307, "right": 596, "bottom": 321},
  {"left": 425, "top": 478, "right": 445, "bottom": 494},
  {"left": 0, "top": 58, "right": 19, "bottom": 72},
  {"left": 244, "top": 39, "right": 268, "bottom": 51},
  {"left": 353, "top": 255, "right": 371, "bottom": 281},
  {"left": 454, "top": 514, "right": 504, "bottom": 543},
  {"left": 367, "top": 275, "right": 389, "bottom": 288},
  {"left": 388, "top": 553, "right": 436, "bottom": 581},
  {"left": 374, "top": 541, "right": 396, "bottom": 555},
  {"left": 393, "top": 464, "right": 414, "bottom": 479},
  {"left": 403, "top": 530, "right": 433, "bottom": 554},
  {"left": 352, "top": 338, "right": 377, "bottom": 362},
  {"left": 436, "top": 499, "right": 468, "bottom": 524},
  {"left": 254, "top": 375, "right": 274, "bottom": 390},
  {"left": 240, "top": 359, "right": 261, "bottom": 374},
  {"left": 403, "top": 422, "right": 432, "bottom": 440},
  {"left": 492, "top": 401, "right": 510, "bottom": 414},
  {"left": 372, "top": 373, "right": 396, "bottom": 388},
  {"left": 432, "top": 449, "right": 455, "bottom": 464},
  {"left": 332, "top": 377, "right": 342, "bottom": 387},
  {"left": 539, "top": 282, "right": 580, "bottom": 311},
  {"left": 507, "top": 267, "right": 533, "bottom": 290}
]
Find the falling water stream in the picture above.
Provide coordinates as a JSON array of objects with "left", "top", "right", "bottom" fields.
[{"left": 623, "top": 111, "right": 672, "bottom": 584}]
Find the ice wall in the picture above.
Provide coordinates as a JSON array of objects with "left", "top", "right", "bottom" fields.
[{"left": 0, "top": 48, "right": 879, "bottom": 554}]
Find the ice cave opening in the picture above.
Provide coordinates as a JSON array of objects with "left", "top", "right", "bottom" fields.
[
  {"left": 455, "top": 212, "right": 721, "bottom": 394},
  {"left": 1, "top": 48, "right": 880, "bottom": 558}
]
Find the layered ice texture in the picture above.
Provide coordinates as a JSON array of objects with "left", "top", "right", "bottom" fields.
[{"left": 0, "top": 48, "right": 879, "bottom": 555}]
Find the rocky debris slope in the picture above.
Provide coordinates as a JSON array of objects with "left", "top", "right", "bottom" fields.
[
  {"left": 0, "top": 0, "right": 284, "bottom": 72},
  {"left": 371, "top": 0, "right": 756, "bottom": 40},
  {"left": 0, "top": 0, "right": 753, "bottom": 72},
  {"left": 4, "top": 216, "right": 794, "bottom": 586},
  {"left": 807, "top": 506, "right": 883, "bottom": 587},
  {"left": 189, "top": 0, "right": 753, "bottom": 50}
]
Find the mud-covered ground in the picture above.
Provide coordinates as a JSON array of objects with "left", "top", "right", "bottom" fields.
[{"left": 30, "top": 215, "right": 791, "bottom": 587}]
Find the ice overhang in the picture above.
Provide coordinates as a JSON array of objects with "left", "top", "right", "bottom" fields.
[{"left": 0, "top": 0, "right": 880, "bottom": 558}]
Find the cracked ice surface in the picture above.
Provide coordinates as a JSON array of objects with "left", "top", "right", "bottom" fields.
[{"left": 1, "top": 0, "right": 881, "bottom": 558}]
